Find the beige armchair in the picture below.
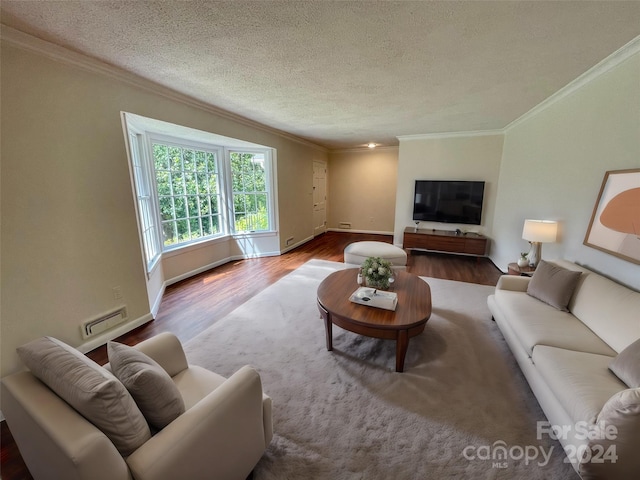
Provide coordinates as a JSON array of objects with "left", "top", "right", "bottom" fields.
[{"left": 1, "top": 332, "right": 273, "bottom": 480}]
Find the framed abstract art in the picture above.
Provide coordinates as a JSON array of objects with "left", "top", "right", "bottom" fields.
[{"left": 584, "top": 168, "right": 640, "bottom": 264}]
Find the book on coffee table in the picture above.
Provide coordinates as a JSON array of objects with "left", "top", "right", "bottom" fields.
[{"left": 349, "top": 287, "right": 398, "bottom": 311}]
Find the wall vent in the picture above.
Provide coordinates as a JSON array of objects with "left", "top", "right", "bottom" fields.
[
  {"left": 339, "top": 222, "right": 352, "bottom": 229},
  {"left": 81, "top": 306, "right": 128, "bottom": 339}
]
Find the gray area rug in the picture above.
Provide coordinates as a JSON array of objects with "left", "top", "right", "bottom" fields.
[{"left": 184, "top": 260, "right": 577, "bottom": 479}]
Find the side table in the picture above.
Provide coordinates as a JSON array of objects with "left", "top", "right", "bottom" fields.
[{"left": 507, "top": 262, "right": 536, "bottom": 276}]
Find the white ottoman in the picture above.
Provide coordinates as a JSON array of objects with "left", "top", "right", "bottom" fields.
[{"left": 343, "top": 241, "right": 407, "bottom": 269}]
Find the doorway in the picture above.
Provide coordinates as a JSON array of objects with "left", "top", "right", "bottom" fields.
[{"left": 313, "top": 161, "right": 327, "bottom": 236}]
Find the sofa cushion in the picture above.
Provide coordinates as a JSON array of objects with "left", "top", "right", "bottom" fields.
[
  {"left": 567, "top": 263, "right": 640, "bottom": 354},
  {"left": 532, "top": 345, "right": 625, "bottom": 424},
  {"left": 493, "top": 289, "right": 617, "bottom": 357},
  {"left": 609, "top": 338, "right": 640, "bottom": 388},
  {"left": 108, "top": 341, "right": 185, "bottom": 430},
  {"left": 527, "top": 260, "right": 581, "bottom": 311},
  {"left": 17, "top": 336, "right": 151, "bottom": 456},
  {"left": 579, "top": 388, "right": 640, "bottom": 479}
]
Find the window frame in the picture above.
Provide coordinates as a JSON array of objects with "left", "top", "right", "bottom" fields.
[
  {"left": 147, "top": 134, "right": 228, "bottom": 251},
  {"left": 224, "top": 147, "right": 275, "bottom": 235},
  {"left": 127, "top": 127, "right": 162, "bottom": 274},
  {"left": 124, "top": 113, "right": 278, "bottom": 264}
]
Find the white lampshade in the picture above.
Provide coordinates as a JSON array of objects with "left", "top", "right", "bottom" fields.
[{"left": 522, "top": 220, "right": 558, "bottom": 243}]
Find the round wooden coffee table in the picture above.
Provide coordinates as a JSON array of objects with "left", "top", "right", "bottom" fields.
[{"left": 317, "top": 268, "right": 432, "bottom": 372}]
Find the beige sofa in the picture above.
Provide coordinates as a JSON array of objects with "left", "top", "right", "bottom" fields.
[
  {"left": 1, "top": 332, "right": 273, "bottom": 480},
  {"left": 488, "top": 260, "right": 640, "bottom": 479}
]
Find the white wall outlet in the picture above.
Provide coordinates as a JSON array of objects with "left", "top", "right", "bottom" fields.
[{"left": 113, "top": 286, "right": 123, "bottom": 300}]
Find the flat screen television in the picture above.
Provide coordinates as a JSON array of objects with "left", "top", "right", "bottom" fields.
[{"left": 412, "top": 180, "right": 485, "bottom": 225}]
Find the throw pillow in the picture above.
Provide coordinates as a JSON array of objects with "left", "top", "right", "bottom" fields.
[
  {"left": 108, "top": 341, "right": 185, "bottom": 430},
  {"left": 526, "top": 259, "right": 581, "bottom": 311},
  {"left": 16, "top": 336, "right": 151, "bottom": 456},
  {"left": 579, "top": 388, "right": 640, "bottom": 478},
  {"left": 609, "top": 338, "right": 640, "bottom": 388}
]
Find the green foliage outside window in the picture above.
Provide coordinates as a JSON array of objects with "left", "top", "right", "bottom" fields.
[
  {"left": 153, "top": 144, "right": 221, "bottom": 246},
  {"left": 152, "top": 145, "right": 270, "bottom": 248},
  {"left": 231, "top": 152, "right": 269, "bottom": 232}
]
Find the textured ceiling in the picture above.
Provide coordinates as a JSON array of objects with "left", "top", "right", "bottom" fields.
[{"left": 2, "top": 1, "right": 640, "bottom": 150}]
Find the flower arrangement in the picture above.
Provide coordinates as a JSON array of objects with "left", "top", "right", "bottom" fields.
[{"left": 361, "top": 256, "right": 394, "bottom": 290}]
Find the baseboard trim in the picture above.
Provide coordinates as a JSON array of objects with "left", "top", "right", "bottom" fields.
[
  {"left": 487, "top": 256, "right": 506, "bottom": 273},
  {"left": 280, "top": 235, "right": 315, "bottom": 254},
  {"left": 150, "top": 284, "right": 166, "bottom": 318},
  {"left": 327, "top": 228, "right": 394, "bottom": 235}
]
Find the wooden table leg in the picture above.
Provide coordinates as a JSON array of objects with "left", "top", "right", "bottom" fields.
[
  {"left": 325, "top": 316, "right": 333, "bottom": 351},
  {"left": 318, "top": 301, "right": 333, "bottom": 351},
  {"left": 396, "top": 329, "right": 409, "bottom": 372}
]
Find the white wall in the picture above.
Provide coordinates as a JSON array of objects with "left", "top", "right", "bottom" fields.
[
  {"left": 327, "top": 147, "right": 398, "bottom": 234},
  {"left": 492, "top": 49, "right": 640, "bottom": 289},
  {"left": 394, "top": 134, "right": 504, "bottom": 246},
  {"left": 0, "top": 37, "right": 326, "bottom": 380}
]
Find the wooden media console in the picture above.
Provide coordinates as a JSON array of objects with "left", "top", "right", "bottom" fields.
[{"left": 403, "top": 227, "right": 488, "bottom": 257}]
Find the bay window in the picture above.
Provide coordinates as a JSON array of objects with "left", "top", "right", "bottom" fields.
[{"left": 124, "top": 114, "right": 276, "bottom": 272}]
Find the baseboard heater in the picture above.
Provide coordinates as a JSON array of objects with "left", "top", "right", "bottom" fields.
[{"left": 81, "top": 306, "right": 128, "bottom": 339}]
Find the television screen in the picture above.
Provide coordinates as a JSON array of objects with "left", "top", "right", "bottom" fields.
[{"left": 412, "top": 180, "right": 485, "bottom": 225}]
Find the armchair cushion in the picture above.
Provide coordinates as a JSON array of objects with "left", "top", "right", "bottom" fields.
[
  {"left": 16, "top": 336, "right": 151, "bottom": 456},
  {"left": 108, "top": 341, "right": 185, "bottom": 430},
  {"left": 126, "top": 365, "right": 268, "bottom": 480}
]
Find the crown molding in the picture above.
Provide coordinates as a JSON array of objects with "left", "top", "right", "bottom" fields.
[
  {"left": 397, "top": 129, "right": 504, "bottom": 142},
  {"left": 4, "top": 24, "right": 638, "bottom": 152},
  {"left": 330, "top": 145, "right": 399, "bottom": 154},
  {"left": 0, "top": 25, "right": 328, "bottom": 153},
  {"left": 505, "top": 34, "right": 640, "bottom": 132},
  {"left": 396, "top": 35, "right": 640, "bottom": 140}
]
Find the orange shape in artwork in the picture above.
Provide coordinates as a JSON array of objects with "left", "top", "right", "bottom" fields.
[{"left": 599, "top": 187, "right": 640, "bottom": 235}]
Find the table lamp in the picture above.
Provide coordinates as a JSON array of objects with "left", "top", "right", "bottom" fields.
[{"left": 522, "top": 219, "right": 558, "bottom": 267}]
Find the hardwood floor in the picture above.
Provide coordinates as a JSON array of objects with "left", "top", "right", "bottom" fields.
[{"left": 0, "top": 232, "right": 503, "bottom": 480}]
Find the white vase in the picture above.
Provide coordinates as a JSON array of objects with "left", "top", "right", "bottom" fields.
[{"left": 517, "top": 257, "right": 529, "bottom": 268}]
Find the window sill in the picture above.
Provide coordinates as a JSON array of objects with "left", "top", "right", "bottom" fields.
[
  {"left": 162, "top": 235, "right": 231, "bottom": 258},
  {"left": 232, "top": 230, "right": 277, "bottom": 239},
  {"left": 162, "top": 231, "right": 278, "bottom": 258}
]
